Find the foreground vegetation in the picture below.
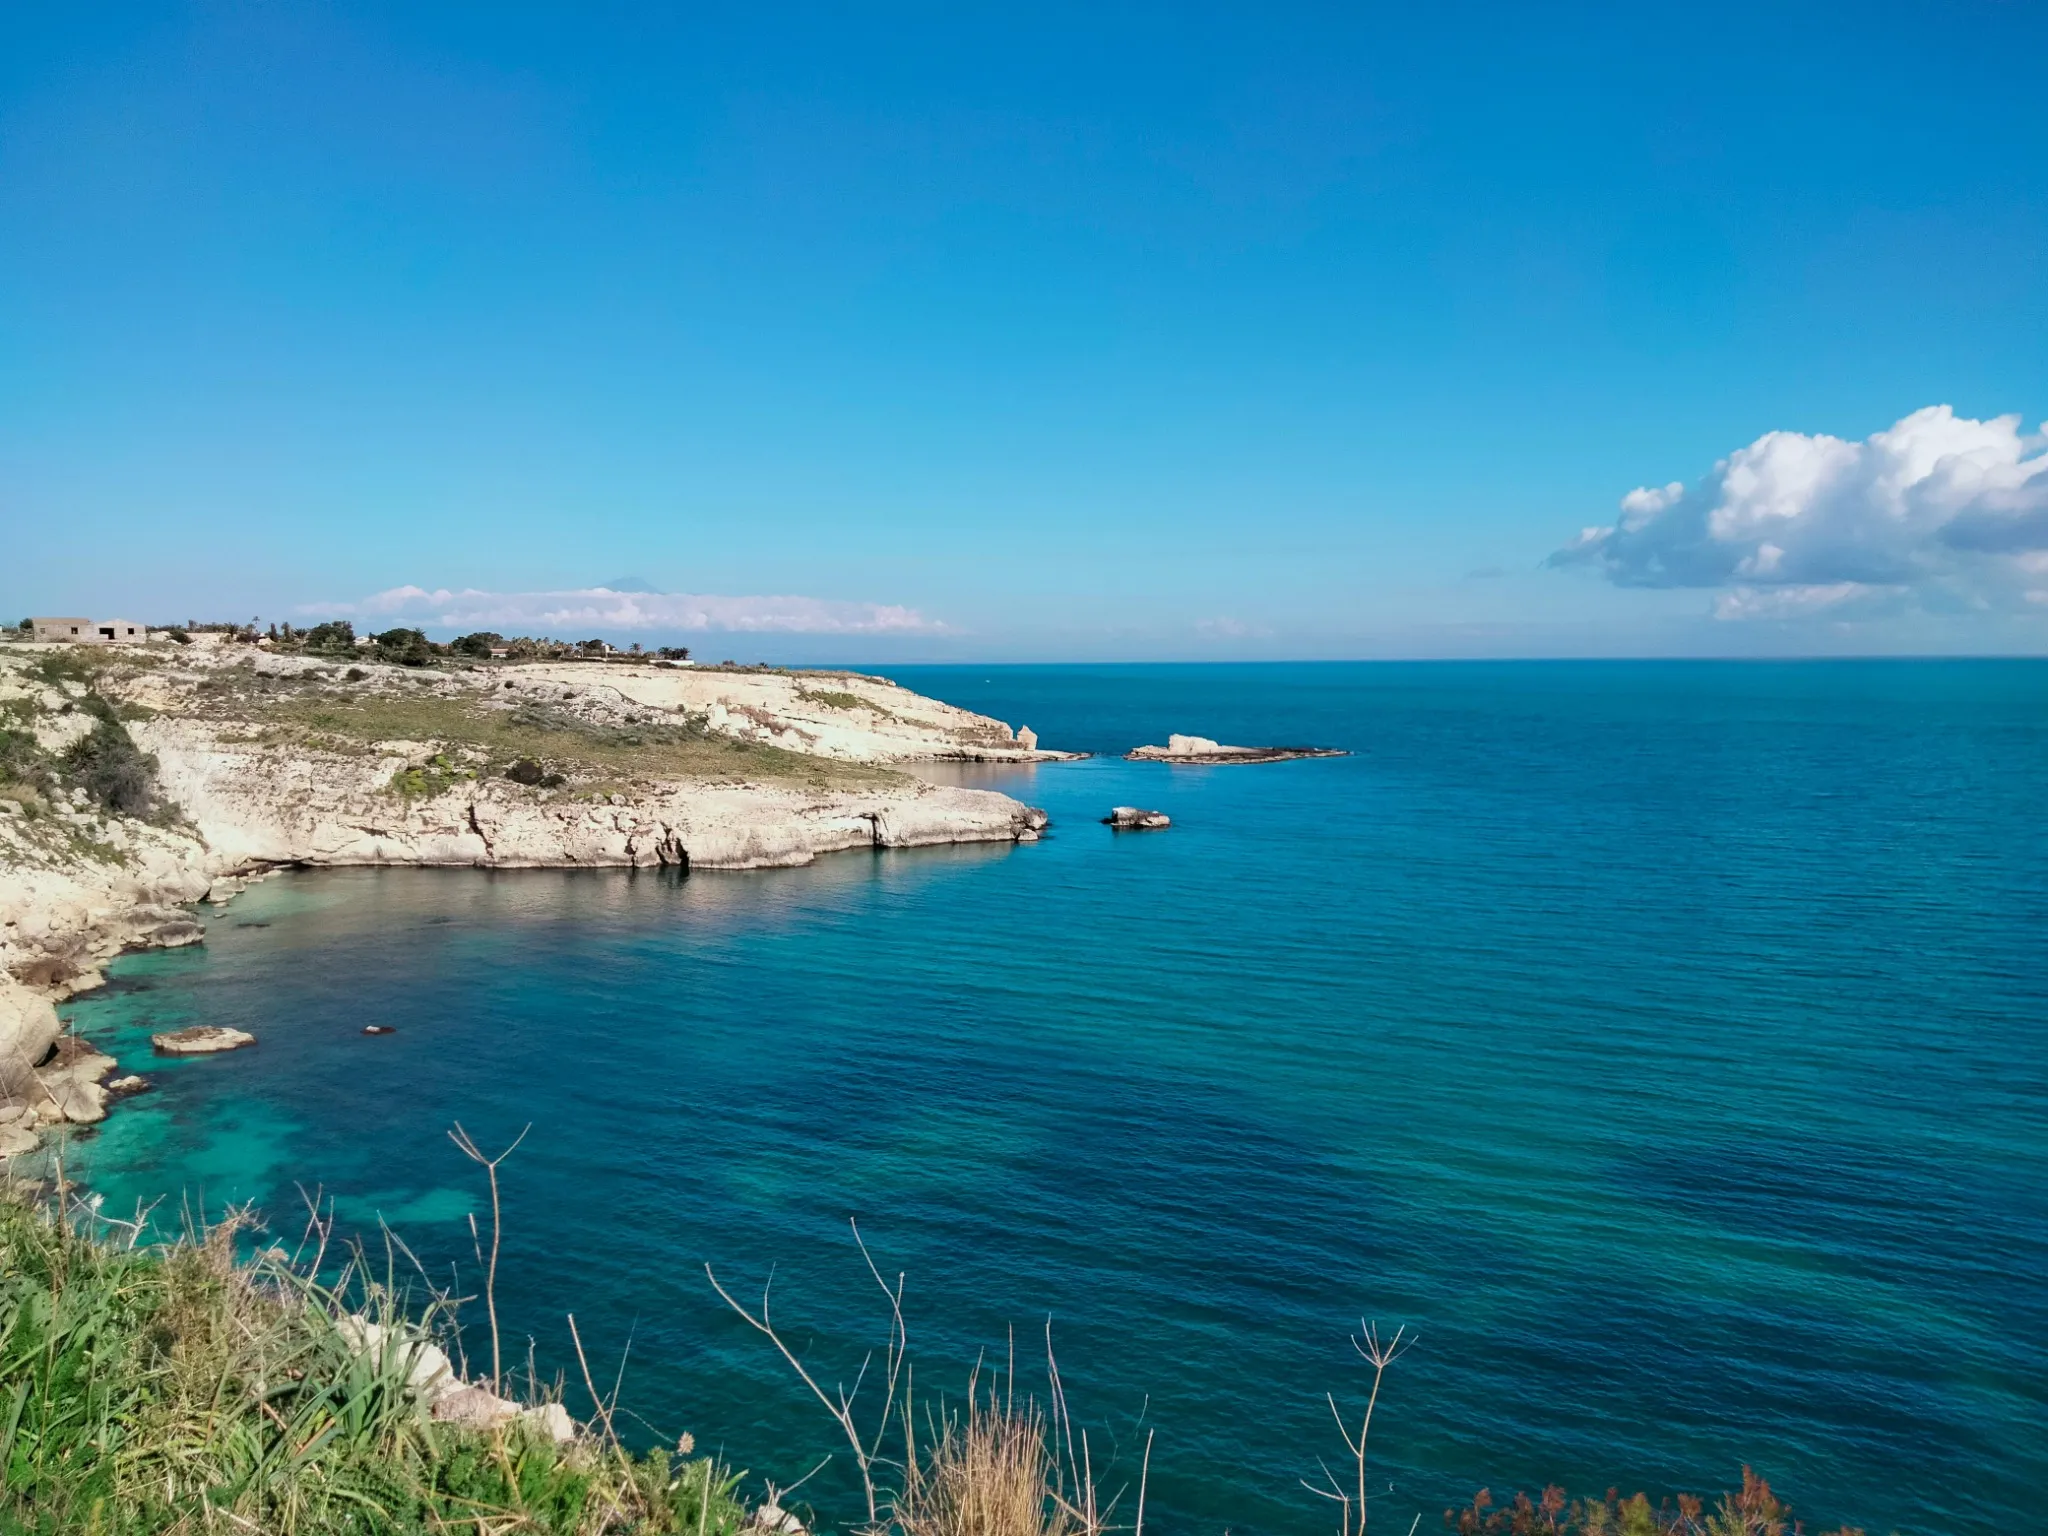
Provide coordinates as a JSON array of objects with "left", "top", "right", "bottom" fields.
[
  {"left": 1441, "top": 1472, "right": 1867, "bottom": 1535},
  {"left": 0, "top": 1187, "right": 748, "bottom": 1535}
]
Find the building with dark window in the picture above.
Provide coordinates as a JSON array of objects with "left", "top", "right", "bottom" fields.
[{"left": 29, "top": 617, "right": 149, "bottom": 644}]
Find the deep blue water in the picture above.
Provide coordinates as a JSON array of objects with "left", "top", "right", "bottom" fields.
[{"left": 59, "top": 661, "right": 2048, "bottom": 1535}]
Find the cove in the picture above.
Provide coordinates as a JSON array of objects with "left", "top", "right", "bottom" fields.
[{"left": 59, "top": 661, "right": 2048, "bottom": 1536}]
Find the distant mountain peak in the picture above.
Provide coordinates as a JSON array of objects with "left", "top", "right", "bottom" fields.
[{"left": 600, "top": 576, "right": 661, "bottom": 594}]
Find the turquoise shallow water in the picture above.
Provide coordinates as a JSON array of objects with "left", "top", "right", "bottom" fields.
[{"left": 57, "top": 661, "right": 2048, "bottom": 1535}]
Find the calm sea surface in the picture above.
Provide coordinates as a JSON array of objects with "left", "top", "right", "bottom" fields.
[{"left": 61, "top": 661, "right": 2048, "bottom": 1535}]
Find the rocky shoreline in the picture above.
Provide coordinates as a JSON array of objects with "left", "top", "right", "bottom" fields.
[{"left": 0, "top": 639, "right": 1060, "bottom": 1166}]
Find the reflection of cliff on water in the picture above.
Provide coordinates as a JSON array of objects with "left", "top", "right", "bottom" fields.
[
  {"left": 210, "top": 842, "right": 1022, "bottom": 955},
  {"left": 900, "top": 760, "right": 1046, "bottom": 791}
]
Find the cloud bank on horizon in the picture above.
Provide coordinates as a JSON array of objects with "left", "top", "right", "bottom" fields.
[
  {"left": 312, "top": 586, "right": 944, "bottom": 635},
  {"left": 1554, "top": 406, "right": 2048, "bottom": 621}
]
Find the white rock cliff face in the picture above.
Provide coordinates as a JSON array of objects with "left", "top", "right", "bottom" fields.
[
  {"left": 140, "top": 717, "right": 1046, "bottom": 873},
  {"left": 0, "top": 641, "right": 1061, "bottom": 1159}
]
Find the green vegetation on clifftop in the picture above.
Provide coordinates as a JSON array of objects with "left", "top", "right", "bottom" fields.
[{"left": 191, "top": 671, "right": 904, "bottom": 792}]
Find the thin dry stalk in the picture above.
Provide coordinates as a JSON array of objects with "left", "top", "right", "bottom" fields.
[
  {"left": 88, "top": 1194, "right": 163, "bottom": 1249},
  {"left": 1305, "top": 1321, "right": 1414, "bottom": 1536},
  {"left": 1041, "top": 1322, "right": 1116, "bottom": 1536},
  {"left": 447, "top": 1119, "right": 529, "bottom": 1391},
  {"left": 1134, "top": 1429, "right": 1153, "bottom": 1536},
  {"left": 705, "top": 1217, "right": 906, "bottom": 1526},
  {"left": 568, "top": 1312, "right": 622, "bottom": 1448},
  {"left": 291, "top": 1184, "right": 335, "bottom": 1277}
]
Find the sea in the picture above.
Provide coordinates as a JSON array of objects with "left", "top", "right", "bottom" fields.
[{"left": 55, "top": 661, "right": 2048, "bottom": 1535}]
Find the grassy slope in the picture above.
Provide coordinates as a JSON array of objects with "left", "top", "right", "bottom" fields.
[
  {"left": 0, "top": 1191, "right": 748, "bottom": 1535},
  {"left": 186, "top": 668, "right": 909, "bottom": 794}
]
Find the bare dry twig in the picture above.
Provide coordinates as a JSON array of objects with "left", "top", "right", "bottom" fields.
[
  {"left": 1305, "top": 1321, "right": 1414, "bottom": 1536},
  {"left": 447, "top": 1120, "right": 529, "bottom": 1392},
  {"left": 705, "top": 1217, "right": 907, "bottom": 1526}
]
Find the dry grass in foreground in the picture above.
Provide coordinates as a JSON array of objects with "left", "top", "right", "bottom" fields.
[{"left": 708, "top": 1231, "right": 1884, "bottom": 1536}]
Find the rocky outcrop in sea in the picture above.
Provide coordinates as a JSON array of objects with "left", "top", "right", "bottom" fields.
[{"left": 1126, "top": 733, "right": 1346, "bottom": 764}]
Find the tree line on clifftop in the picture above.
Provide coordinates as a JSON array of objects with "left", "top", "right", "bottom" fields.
[{"left": 9, "top": 618, "right": 692, "bottom": 666}]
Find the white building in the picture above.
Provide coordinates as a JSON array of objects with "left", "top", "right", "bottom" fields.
[{"left": 30, "top": 617, "right": 149, "bottom": 644}]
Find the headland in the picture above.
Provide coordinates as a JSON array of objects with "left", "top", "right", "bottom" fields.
[{"left": 0, "top": 632, "right": 1068, "bottom": 1158}]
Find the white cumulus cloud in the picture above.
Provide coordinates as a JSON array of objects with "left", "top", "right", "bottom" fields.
[
  {"left": 307, "top": 586, "right": 946, "bottom": 635},
  {"left": 1553, "top": 406, "right": 2048, "bottom": 618}
]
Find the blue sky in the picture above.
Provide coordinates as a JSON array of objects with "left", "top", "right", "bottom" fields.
[{"left": 3, "top": 2, "right": 2045, "bottom": 659}]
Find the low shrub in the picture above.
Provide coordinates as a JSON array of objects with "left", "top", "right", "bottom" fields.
[
  {"left": 1444, "top": 1469, "right": 1864, "bottom": 1535},
  {"left": 62, "top": 698, "right": 161, "bottom": 817},
  {"left": 29, "top": 650, "right": 99, "bottom": 687},
  {"left": 389, "top": 753, "right": 473, "bottom": 800},
  {"left": 0, "top": 723, "right": 51, "bottom": 797}
]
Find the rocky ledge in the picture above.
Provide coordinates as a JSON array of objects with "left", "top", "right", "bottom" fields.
[{"left": 1126, "top": 733, "right": 1347, "bottom": 765}]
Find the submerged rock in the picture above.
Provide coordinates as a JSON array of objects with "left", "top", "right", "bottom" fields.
[
  {"left": 152, "top": 1025, "right": 256, "bottom": 1055},
  {"left": 1103, "top": 806, "right": 1172, "bottom": 830}
]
